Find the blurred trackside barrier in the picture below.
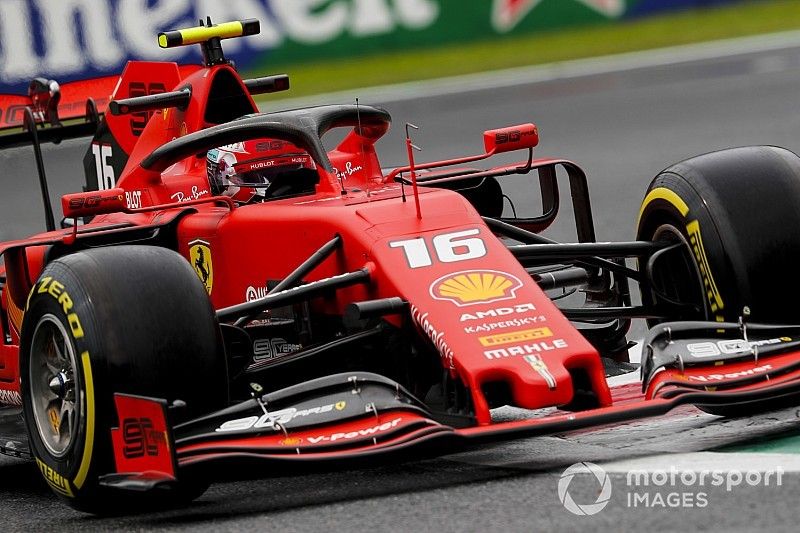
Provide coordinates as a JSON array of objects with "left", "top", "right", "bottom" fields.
[{"left": 0, "top": 0, "right": 751, "bottom": 93}]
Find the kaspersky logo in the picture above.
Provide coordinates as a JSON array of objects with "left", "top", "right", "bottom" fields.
[
  {"left": 492, "top": 0, "right": 625, "bottom": 32},
  {"left": 430, "top": 270, "right": 522, "bottom": 307}
]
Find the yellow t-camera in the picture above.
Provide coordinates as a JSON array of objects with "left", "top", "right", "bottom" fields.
[{"left": 158, "top": 19, "right": 260, "bottom": 49}]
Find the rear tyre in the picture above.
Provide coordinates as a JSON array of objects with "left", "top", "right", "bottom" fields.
[
  {"left": 637, "top": 146, "right": 800, "bottom": 415},
  {"left": 20, "top": 246, "right": 227, "bottom": 513}
]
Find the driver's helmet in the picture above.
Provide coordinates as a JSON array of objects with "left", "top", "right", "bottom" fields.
[{"left": 206, "top": 139, "right": 316, "bottom": 203}]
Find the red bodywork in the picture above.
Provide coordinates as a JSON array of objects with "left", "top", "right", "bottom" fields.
[
  {"left": 0, "top": 58, "right": 609, "bottom": 424},
  {"left": 5, "top": 50, "right": 800, "bottom": 485}
]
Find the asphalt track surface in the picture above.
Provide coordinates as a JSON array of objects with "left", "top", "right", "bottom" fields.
[{"left": 4, "top": 42, "right": 800, "bottom": 531}]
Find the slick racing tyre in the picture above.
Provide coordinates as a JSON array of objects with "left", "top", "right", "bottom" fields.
[
  {"left": 637, "top": 145, "right": 800, "bottom": 325},
  {"left": 637, "top": 146, "right": 800, "bottom": 416},
  {"left": 20, "top": 245, "right": 227, "bottom": 513}
]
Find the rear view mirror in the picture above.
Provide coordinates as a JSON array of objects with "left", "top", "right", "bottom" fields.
[
  {"left": 483, "top": 123, "right": 539, "bottom": 154},
  {"left": 62, "top": 188, "right": 126, "bottom": 219}
]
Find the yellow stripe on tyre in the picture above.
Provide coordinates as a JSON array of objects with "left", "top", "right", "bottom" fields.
[
  {"left": 637, "top": 186, "right": 690, "bottom": 226},
  {"left": 73, "top": 351, "right": 95, "bottom": 490}
]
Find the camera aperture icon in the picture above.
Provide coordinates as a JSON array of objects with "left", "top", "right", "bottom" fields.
[{"left": 558, "top": 462, "right": 612, "bottom": 516}]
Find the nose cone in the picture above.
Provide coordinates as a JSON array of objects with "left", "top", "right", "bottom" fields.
[
  {"left": 363, "top": 192, "right": 612, "bottom": 424},
  {"left": 406, "top": 266, "right": 610, "bottom": 423}
]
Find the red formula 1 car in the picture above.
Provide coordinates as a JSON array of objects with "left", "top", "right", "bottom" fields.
[{"left": 3, "top": 19, "right": 800, "bottom": 513}]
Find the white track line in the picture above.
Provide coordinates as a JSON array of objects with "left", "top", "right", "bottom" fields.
[
  {"left": 601, "top": 451, "right": 800, "bottom": 473},
  {"left": 273, "top": 29, "right": 800, "bottom": 108}
]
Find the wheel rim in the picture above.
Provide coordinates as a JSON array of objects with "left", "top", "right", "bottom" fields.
[
  {"left": 29, "top": 314, "right": 81, "bottom": 458},
  {"left": 648, "top": 224, "right": 707, "bottom": 319}
]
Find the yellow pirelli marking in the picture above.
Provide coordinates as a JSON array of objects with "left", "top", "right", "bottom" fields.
[
  {"left": 73, "top": 351, "right": 95, "bottom": 490},
  {"left": 36, "top": 458, "right": 74, "bottom": 497},
  {"left": 479, "top": 327, "right": 553, "bottom": 347},
  {"left": 37, "top": 277, "right": 84, "bottom": 339},
  {"left": 638, "top": 187, "right": 690, "bottom": 226},
  {"left": 686, "top": 220, "right": 725, "bottom": 317}
]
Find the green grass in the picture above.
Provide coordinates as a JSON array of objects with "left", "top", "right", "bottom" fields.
[
  {"left": 718, "top": 431, "right": 800, "bottom": 454},
  {"left": 258, "top": 0, "right": 800, "bottom": 100}
]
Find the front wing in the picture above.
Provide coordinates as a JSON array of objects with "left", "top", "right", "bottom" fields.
[{"left": 102, "top": 322, "right": 800, "bottom": 492}]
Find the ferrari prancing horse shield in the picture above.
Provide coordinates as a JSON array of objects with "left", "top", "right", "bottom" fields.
[{"left": 189, "top": 239, "right": 213, "bottom": 294}]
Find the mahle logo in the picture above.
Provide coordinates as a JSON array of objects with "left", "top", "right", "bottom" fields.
[{"left": 558, "top": 462, "right": 612, "bottom": 516}]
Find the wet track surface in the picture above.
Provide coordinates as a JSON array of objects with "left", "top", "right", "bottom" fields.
[{"left": 4, "top": 42, "right": 800, "bottom": 530}]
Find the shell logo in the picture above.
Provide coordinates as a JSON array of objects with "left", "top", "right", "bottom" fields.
[{"left": 430, "top": 270, "right": 523, "bottom": 307}]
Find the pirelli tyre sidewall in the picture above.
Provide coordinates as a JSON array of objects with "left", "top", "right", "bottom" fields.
[
  {"left": 20, "top": 246, "right": 227, "bottom": 512},
  {"left": 21, "top": 260, "right": 102, "bottom": 507},
  {"left": 637, "top": 145, "right": 800, "bottom": 324}
]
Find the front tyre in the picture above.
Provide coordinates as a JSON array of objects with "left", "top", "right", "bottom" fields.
[
  {"left": 637, "top": 146, "right": 800, "bottom": 324},
  {"left": 20, "top": 246, "right": 227, "bottom": 513},
  {"left": 637, "top": 146, "right": 800, "bottom": 416}
]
